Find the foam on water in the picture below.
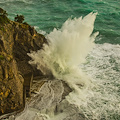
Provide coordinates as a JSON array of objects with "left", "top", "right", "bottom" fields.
[{"left": 80, "top": 43, "right": 120, "bottom": 119}]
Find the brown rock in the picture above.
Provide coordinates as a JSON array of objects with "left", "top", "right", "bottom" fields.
[{"left": 0, "top": 13, "right": 46, "bottom": 115}]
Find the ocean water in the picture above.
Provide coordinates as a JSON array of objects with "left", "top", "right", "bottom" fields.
[
  {"left": 0, "top": 0, "right": 120, "bottom": 44},
  {"left": 0, "top": 0, "right": 120, "bottom": 120}
]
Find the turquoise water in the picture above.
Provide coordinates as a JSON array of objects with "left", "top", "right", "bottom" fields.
[{"left": 0, "top": 0, "right": 120, "bottom": 44}]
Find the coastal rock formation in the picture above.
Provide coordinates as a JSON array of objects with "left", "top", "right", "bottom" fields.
[{"left": 0, "top": 12, "right": 46, "bottom": 115}]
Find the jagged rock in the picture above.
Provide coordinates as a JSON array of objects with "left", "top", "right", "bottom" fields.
[{"left": 0, "top": 12, "right": 46, "bottom": 115}]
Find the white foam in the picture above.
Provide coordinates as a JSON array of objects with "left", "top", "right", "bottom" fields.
[
  {"left": 28, "top": 12, "right": 98, "bottom": 79},
  {"left": 34, "top": 26, "right": 46, "bottom": 35},
  {"left": 80, "top": 43, "right": 120, "bottom": 119},
  {"left": 28, "top": 13, "right": 99, "bottom": 119}
]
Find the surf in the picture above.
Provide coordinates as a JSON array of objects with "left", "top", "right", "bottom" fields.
[{"left": 27, "top": 12, "right": 99, "bottom": 119}]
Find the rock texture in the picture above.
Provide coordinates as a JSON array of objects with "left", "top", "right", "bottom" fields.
[
  {"left": 0, "top": 14, "right": 46, "bottom": 115},
  {"left": 14, "top": 79, "right": 85, "bottom": 120}
]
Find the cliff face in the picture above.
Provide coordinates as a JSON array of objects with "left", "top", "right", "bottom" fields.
[{"left": 0, "top": 15, "right": 46, "bottom": 115}]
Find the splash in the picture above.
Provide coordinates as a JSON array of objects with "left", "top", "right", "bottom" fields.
[
  {"left": 28, "top": 12, "right": 98, "bottom": 79},
  {"left": 28, "top": 12, "right": 99, "bottom": 119}
]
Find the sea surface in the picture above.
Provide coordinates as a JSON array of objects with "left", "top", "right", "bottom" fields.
[
  {"left": 0, "top": 0, "right": 120, "bottom": 44},
  {"left": 0, "top": 0, "right": 120, "bottom": 120}
]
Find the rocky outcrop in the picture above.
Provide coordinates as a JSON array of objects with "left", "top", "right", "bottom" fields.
[{"left": 0, "top": 14, "right": 46, "bottom": 115}]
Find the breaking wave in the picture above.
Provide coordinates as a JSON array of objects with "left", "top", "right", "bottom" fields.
[{"left": 28, "top": 13, "right": 100, "bottom": 119}]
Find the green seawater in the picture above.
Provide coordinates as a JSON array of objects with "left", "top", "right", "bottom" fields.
[{"left": 0, "top": 0, "right": 120, "bottom": 44}]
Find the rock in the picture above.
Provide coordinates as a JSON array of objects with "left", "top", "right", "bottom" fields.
[
  {"left": 15, "top": 79, "right": 65, "bottom": 120},
  {"left": 0, "top": 11, "right": 46, "bottom": 115},
  {"left": 15, "top": 79, "right": 85, "bottom": 120}
]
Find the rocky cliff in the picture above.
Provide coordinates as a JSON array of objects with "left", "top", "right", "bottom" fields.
[{"left": 0, "top": 13, "right": 46, "bottom": 115}]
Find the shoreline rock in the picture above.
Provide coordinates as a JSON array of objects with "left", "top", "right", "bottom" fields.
[{"left": 0, "top": 9, "right": 47, "bottom": 116}]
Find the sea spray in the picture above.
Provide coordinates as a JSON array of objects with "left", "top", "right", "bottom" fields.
[
  {"left": 28, "top": 12, "right": 98, "bottom": 79},
  {"left": 27, "top": 12, "right": 99, "bottom": 119},
  {"left": 28, "top": 13, "right": 99, "bottom": 106}
]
